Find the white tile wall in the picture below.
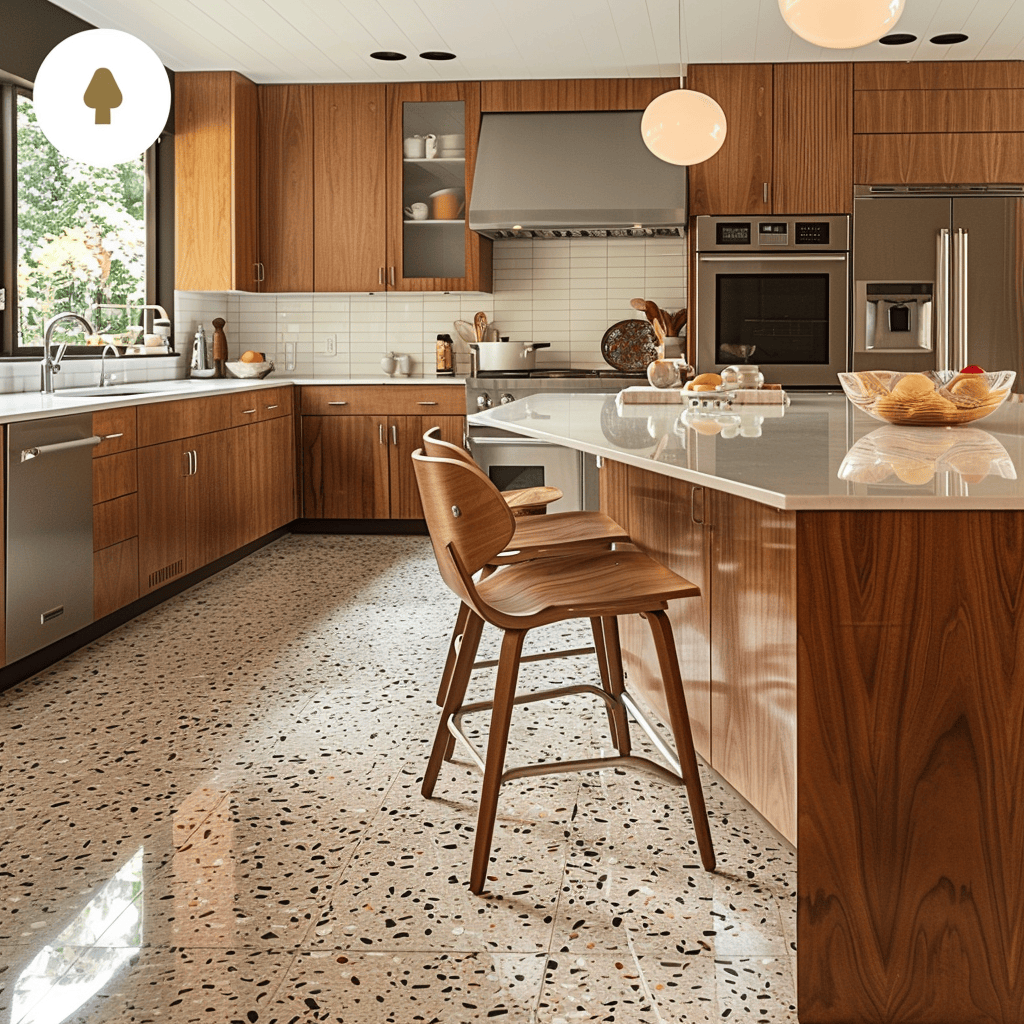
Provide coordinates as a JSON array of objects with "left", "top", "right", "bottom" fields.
[{"left": 172, "top": 235, "right": 687, "bottom": 379}]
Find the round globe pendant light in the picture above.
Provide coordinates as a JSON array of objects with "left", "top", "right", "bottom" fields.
[
  {"left": 641, "top": 88, "right": 727, "bottom": 166},
  {"left": 779, "top": 0, "right": 905, "bottom": 49}
]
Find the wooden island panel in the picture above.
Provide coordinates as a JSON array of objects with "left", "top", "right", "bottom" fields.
[
  {"left": 710, "top": 490, "right": 798, "bottom": 844},
  {"left": 796, "top": 509, "right": 1024, "bottom": 1024}
]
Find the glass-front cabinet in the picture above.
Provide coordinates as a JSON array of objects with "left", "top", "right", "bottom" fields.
[{"left": 386, "top": 82, "right": 492, "bottom": 292}]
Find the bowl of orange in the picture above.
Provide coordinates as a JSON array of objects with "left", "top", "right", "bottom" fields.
[{"left": 837, "top": 368, "right": 1015, "bottom": 426}]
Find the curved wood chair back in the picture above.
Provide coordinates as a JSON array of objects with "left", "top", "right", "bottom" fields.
[
  {"left": 423, "top": 425, "right": 474, "bottom": 466},
  {"left": 411, "top": 449, "right": 516, "bottom": 610}
]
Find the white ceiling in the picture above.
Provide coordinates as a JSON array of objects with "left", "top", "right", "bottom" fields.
[{"left": 47, "top": 0, "right": 1024, "bottom": 84}]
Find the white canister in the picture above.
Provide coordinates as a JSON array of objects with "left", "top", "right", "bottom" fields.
[{"left": 403, "top": 136, "right": 425, "bottom": 159}]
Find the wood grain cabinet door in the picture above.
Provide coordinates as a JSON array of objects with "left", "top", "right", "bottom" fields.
[
  {"left": 301, "top": 415, "right": 389, "bottom": 519},
  {"left": 388, "top": 415, "right": 465, "bottom": 520},
  {"left": 137, "top": 439, "right": 190, "bottom": 596},
  {"left": 687, "top": 64, "right": 773, "bottom": 216},
  {"left": 251, "top": 415, "right": 296, "bottom": 537},
  {"left": 599, "top": 460, "right": 713, "bottom": 761},
  {"left": 187, "top": 427, "right": 254, "bottom": 572},
  {"left": 313, "top": 84, "right": 387, "bottom": 292},
  {"left": 259, "top": 84, "right": 314, "bottom": 292}
]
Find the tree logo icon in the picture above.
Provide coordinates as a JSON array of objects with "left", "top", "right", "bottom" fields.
[{"left": 83, "top": 69, "right": 123, "bottom": 125}]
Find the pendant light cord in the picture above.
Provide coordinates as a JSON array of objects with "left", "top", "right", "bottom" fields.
[{"left": 678, "top": 0, "right": 683, "bottom": 88}]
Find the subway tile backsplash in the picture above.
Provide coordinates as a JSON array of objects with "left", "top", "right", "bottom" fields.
[{"left": 174, "top": 236, "right": 686, "bottom": 378}]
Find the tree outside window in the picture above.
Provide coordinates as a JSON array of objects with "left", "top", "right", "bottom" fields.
[{"left": 16, "top": 93, "right": 145, "bottom": 348}]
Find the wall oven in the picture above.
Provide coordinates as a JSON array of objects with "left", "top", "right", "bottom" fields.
[{"left": 695, "top": 214, "right": 850, "bottom": 388}]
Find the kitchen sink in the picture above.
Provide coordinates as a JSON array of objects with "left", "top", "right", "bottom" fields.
[{"left": 52, "top": 386, "right": 165, "bottom": 398}]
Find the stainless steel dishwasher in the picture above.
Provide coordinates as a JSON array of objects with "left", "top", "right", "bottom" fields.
[{"left": 6, "top": 415, "right": 102, "bottom": 662}]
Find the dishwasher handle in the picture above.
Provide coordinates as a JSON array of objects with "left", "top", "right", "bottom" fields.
[{"left": 20, "top": 435, "right": 103, "bottom": 462}]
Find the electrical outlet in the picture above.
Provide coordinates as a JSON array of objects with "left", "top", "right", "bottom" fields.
[{"left": 325, "top": 334, "right": 336, "bottom": 356}]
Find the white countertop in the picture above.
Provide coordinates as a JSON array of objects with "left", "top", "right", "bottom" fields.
[
  {"left": 0, "top": 376, "right": 466, "bottom": 425},
  {"left": 469, "top": 391, "right": 1024, "bottom": 511}
]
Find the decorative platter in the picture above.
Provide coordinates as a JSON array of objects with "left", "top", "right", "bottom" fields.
[{"left": 601, "top": 319, "right": 659, "bottom": 372}]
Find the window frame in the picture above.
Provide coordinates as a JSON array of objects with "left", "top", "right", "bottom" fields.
[{"left": 0, "top": 75, "right": 159, "bottom": 359}]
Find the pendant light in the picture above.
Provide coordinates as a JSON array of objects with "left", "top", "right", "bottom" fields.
[
  {"left": 779, "top": 0, "right": 905, "bottom": 49},
  {"left": 640, "top": 1, "right": 727, "bottom": 166}
]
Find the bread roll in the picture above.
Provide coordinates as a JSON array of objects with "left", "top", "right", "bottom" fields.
[
  {"left": 891, "top": 373, "right": 934, "bottom": 399},
  {"left": 240, "top": 350, "right": 265, "bottom": 364},
  {"left": 691, "top": 372, "right": 723, "bottom": 388}
]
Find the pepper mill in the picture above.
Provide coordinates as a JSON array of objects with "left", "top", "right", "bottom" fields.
[{"left": 212, "top": 317, "right": 228, "bottom": 378}]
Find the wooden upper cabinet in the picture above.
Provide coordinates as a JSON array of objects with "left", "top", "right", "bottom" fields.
[
  {"left": 175, "top": 72, "right": 258, "bottom": 291},
  {"left": 688, "top": 63, "right": 852, "bottom": 216},
  {"left": 481, "top": 77, "right": 677, "bottom": 111},
  {"left": 314, "top": 84, "right": 387, "bottom": 292},
  {"left": 687, "top": 64, "right": 773, "bottom": 216},
  {"left": 386, "top": 81, "right": 492, "bottom": 293},
  {"left": 259, "top": 85, "right": 314, "bottom": 292},
  {"left": 773, "top": 63, "right": 852, "bottom": 215}
]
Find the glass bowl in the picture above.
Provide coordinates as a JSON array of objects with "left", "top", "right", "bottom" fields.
[{"left": 837, "top": 370, "right": 1015, "bottom": 426}]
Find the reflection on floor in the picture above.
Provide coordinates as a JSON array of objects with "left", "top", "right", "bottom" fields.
[{"left": 0, "top": 535, "right": 797, "bottom": 1023}]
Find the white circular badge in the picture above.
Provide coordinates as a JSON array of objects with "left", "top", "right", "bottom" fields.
[{"left": 33, "top": 29, "right": 170, "bottom": 167}]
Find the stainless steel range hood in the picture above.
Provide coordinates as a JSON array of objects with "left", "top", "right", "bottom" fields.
[{"left": 469, "top": 111, "right": 687, "bottom": 239}]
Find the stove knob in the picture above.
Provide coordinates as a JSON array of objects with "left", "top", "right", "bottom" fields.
[
  {"left": 499, "top": 393, "right": 516, "bottom": 405},
  {"left": 476, "top": 393, "right": 492, "bottom": 410}
]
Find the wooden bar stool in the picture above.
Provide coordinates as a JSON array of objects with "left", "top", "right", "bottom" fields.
[
  {"left": 424, "top": 427, "right": 631, "bottom": 713},
  {"left": 412, "top": 448, "right": 716, "bottom": 894}
]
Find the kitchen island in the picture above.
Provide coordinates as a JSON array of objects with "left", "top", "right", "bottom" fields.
[{"left": 471, "top": 391, "right": 1024, "bottom": 1024}]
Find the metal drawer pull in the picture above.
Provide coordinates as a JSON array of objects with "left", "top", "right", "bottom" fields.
[
  {"left": 417, "top": 401, "right": 438, "bottom": 405},
  {"left": 391, "top": 424, "right": 398, "bottom": 445},
  {"left": 41, "top": 605, "right": 65, "bottom": 625},
  {"left": 103, "top": 432, "right": 124, "bottom": 441},
  {"left": 389, "top": 266, "right": 396, "bottom": 287},
  {"left": 379, "top": 423, "right": 384, "bottom": 444},
  {"left": 379, "top": 267, "right": 384, "bottom": 286},
  {"left": 265, "top": 404, "right": 278, "bottom": 411},
  {"left": 242, "top": 408, "right": 256, "bottom": 415},
  {"left": 20, "top": 435, "right": 102, "bottom": 462},
  {"left": 690, "top": 486, "right": 705, "bottom": 526},
  {"left": 328, "top": 401, "right": 348, "bottom": 406}
]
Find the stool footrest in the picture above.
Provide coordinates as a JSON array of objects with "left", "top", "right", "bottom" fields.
[{"left": 472, "top": 645, "right": 595, "bottom": 671}]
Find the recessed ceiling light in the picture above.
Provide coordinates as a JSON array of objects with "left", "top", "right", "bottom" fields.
[
  {"left": 930, "top": 32, "right": 968, "bottom": 44},
  {"left": 370, "top": 51, "right": 407, "bottom": 61},
  {"left": 879, "top": 32, "right": 917, "bottom": 45},
  {"left": 420, "top": 51, "right": 457, "bottom": 61}
]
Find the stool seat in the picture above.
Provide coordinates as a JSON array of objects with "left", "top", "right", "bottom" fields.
[{"left": 503, "top": 485, "right": 563, "bottom": 516}]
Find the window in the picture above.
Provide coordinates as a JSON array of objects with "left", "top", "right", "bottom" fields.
[
  {"left": 0, "top": 77, "right": 155, "bottom": 356},
  {"left": 16, "top": 91, "right": 146, "bottom": 350}
]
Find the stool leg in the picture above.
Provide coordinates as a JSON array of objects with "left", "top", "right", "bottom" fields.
[
  {"left": 437, "top": 602, "right": 471, "bottom": 707},
  {"left": 645, "top": 609, "right": 716, "bottom": 873},
  {"left": 470, "top": 627, "right": 526, "bottom": 895},
  {"left": 591, "top": 617, "right": 630, "bottom": 754},
  {"left": 601, "top": 615, "right": 631, "bottom": 757},
  {"left": 422, "top": 610, "right": 484, "bottom": 799}
]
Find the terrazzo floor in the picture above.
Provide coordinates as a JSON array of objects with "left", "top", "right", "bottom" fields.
[{"left": 0, "top": 534, "right": 797, "bottom": 1023}]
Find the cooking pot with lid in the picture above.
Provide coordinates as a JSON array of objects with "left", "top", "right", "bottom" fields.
[{"left": 469, "top": 340, "right": 550, "bottom": 373}]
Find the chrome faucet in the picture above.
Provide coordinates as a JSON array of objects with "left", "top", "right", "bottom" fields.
[
  {"left": 98, "top": 342, "right": 122, "bottom": 386},
  {"left": 41, "top": 313, "right": 95, "bottom": 394}
]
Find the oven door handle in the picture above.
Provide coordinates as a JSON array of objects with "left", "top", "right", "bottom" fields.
[
  {"left": 697, "top": 254, "right": 848, "bottom": 262},
  {"left": 467, "top": 436, "right": 553, "bottom": 446}
]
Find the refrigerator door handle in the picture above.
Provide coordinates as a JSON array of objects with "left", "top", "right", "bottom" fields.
[
  {"left": 936, "top": 228, "right": 951, "bottom": 372},
  {"left": 953, "top": 227, "right": 969, "bottom": 370}
]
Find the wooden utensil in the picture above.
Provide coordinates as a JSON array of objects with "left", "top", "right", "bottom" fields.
[
  {"left": 474, "top": 311, "right": 488, "bottom": 343},
  {"left": 644, "top": 300, "right": 661, "bottom": 326},
  {"left": 652, "top": 317, "right": 666, "bottom": 358},
  {"left": 630, "top": 298, "right": 648, "bottom": 313},
  {"left": 671, "top": 309, "right": 687, "bottom": 337}
]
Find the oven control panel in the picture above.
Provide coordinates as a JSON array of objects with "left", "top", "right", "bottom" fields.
[{"left": 699, "top": 214, "right": 850, "bottom": 253}]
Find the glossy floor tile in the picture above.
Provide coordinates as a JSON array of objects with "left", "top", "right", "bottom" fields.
[{"left": 0, "top": 534, "right": 796, "bottom": 1021}]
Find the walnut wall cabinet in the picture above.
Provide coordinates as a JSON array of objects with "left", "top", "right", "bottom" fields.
[
  {"left": 175, "top": 72, "right": 259, "bottom": 291},
  {"left": 686, "top": 63, "right": 853, "bottom": 217},
  {"left": 480, "top": 77, "right": 677, "bottom": 112},
  {"left": 300, "top": 385, "right": 466, "bottom": 520},
  {"left": 853, "top": 61, "right": 1024, "bottom": 184}
]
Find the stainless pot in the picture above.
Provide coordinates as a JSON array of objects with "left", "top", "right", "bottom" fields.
[{"left": 469, "top": 341, "right": 550, "bottom": 373}]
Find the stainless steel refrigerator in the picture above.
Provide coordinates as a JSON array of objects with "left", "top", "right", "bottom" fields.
[{"left": 852, "top": 184, "right": 1024, "bottom": 383}]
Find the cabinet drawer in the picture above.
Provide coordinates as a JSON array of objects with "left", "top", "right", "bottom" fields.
[
  {"left": 93, "top": 450, "right": 138, "bottom": 504},
  {"left": 301, "top": 385, "right": 465, "bottom": 416},
  {"left": 94, "top": 493, "right": 138, "bottom": 551},
  {"left": 137, "top": 398, "right": 191, "bottom": 446},
  {"left": 93, "top": 407, "right": 137, "bottom": 457},
  {"left": 255, "top": 385, "right": 294, "bottom": 420},
  {"left": 94, "top": 537, "right": 139, "bottom": 619}
]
